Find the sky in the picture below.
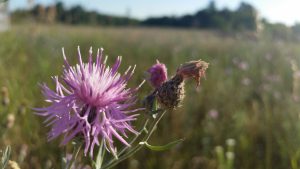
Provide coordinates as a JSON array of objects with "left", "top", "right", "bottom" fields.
[{"left": 8, "top": 0, "right": 300, "bottom": 26}]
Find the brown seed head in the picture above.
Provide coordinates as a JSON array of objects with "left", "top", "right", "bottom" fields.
[{"left": 157, "top": 75, "right": 185, "bottom": 110}]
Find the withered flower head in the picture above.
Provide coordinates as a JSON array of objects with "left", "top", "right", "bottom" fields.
[
  {"left": 176, "top": 60, "right": 209, "bottom": 86},
  {"left": 157, "top": 75, "right": 185, "bottom": 110},
  {"left": 155, "top": 59, "right": 208, "bottom": 110}
]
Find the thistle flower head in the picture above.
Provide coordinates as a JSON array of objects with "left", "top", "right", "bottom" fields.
[
  {"left": 35, "top": 46, "right": 143, "bottom": 157},
  {"left": 147, "top": 60, "right": 168, "bottom": 88},
  {"left": 176, "top": 60, "right": 209, "bottom": 86}
]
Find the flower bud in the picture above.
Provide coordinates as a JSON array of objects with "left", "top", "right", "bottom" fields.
[{"left": 147, "top": 60, "right": 168, "bottom": 88}]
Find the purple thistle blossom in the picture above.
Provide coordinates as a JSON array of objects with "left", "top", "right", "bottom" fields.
[
  {"left": 147, "top": 60, "right": 168, "bottom": 88},
  {"left": 35, "top": 46, "right": 144, "bottom": 158}
]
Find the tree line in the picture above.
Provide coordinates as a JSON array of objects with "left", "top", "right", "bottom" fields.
[
  {"left": 11, "top": 1, "right": 260, "bottom": 30},
  {"left": 12, "top": 2, "right": 139, "bottom": 26},
  {"left": 10, "top": 0, "right": 300, "bottom": 38},
  {"left": 142, "top": 1, "right": 261, "bottom": 31}
]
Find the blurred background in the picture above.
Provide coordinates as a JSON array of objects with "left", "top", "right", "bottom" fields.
[{"left": 1, "top": 0, "right": 300, "bottom": 169}]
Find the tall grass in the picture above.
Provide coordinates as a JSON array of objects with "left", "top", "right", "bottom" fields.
[{"left": 1, "top": 24, "right": 300, "bottom": 169}]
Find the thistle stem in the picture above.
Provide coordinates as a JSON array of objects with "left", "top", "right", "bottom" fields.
[
  {"left": 118, "top": 119, "right": 149, "bottom": 156},
  {"left": 101, "top": 111, "right": 166, "bottom": 169}
]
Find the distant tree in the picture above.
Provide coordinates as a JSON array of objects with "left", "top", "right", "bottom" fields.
[
  {"left": 46, "top": 5, "right": 56, "bottom": 23},
  {"left": 233, "top": 2, "right": 257, "bottom": 30},
  {"left": 11, "top": 1, "right": 265, "bottom": 31},
  {"left": 292, "top": 23, "right": 300, "bottom": 34},
  {"left": 142, "top": 1, "right": 259, "bottom": 31},
  {"left": 55, "top": 2, "right": 65, "bottom": 22},
  {"left": 207, "top": 0, "right": 216, "bottom": 12}
]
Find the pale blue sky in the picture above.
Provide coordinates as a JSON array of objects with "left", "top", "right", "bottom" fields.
[{"left": 8, "top": 0, "right": 300, "bottom": 25}]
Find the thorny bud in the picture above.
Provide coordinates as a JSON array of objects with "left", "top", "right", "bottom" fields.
[
  {"left": 1, "top": 86, "right": 10, "bottom": 106},
  {"left": 176, "top": 60, "right": 209, "bottom": 86},
  {"left": 147, "top": 60, "right": 168, "bottom": 88}
]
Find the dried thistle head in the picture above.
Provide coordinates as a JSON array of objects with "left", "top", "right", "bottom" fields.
[
  {"left": 147, "top": 59, "right": 208, "bottom": 110},
  {"left": 176, "top": 60, "right": 209, "bottom": 86},
  {"left": 157, "top": 75, "right": 185, "bottom": 110}
]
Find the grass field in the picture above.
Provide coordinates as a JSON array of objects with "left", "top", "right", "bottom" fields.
[{"left": 1, "top": 24, "right": 300, "bottom": 169}]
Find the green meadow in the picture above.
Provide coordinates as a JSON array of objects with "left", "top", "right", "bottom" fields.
[{"left": 1, "top": 24, "right": 300, "bottom": 169}]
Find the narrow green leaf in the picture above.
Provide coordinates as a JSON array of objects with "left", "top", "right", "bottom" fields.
[
  {"left": 139, "top": 139, "right": 184, "bottom": 151},
  {"left": 60, "top": 147, "right": 67, "bottom": 169},
  {"left": 95, "top": 140, "right": 105, "bottom": 169},
  {"left": 1, "top": 146, "right": 11, "bottom": 169},
  {"left": 65, "top": 142, "right": 82, "bottom": 169}
]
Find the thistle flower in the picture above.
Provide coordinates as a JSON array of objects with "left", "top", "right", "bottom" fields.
[
  {"left": 147, "top": 60, "right": 168, "bottom": 88},
  {"left": 35, "top": 46, "right": 143, "bottom": 157}
]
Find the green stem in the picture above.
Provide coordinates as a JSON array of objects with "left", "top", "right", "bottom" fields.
[
  {"left": 264, "top": 97, "right": 272, "bottom": 169},
  {"left": 118, "top": 119, "right": 149, "bottom": 156},
  {"left": 101, "top": 111, "right": 166, "bottom": 169},
  {"left": 66, "top": 142, "right": 82, "bottom": 169}
]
